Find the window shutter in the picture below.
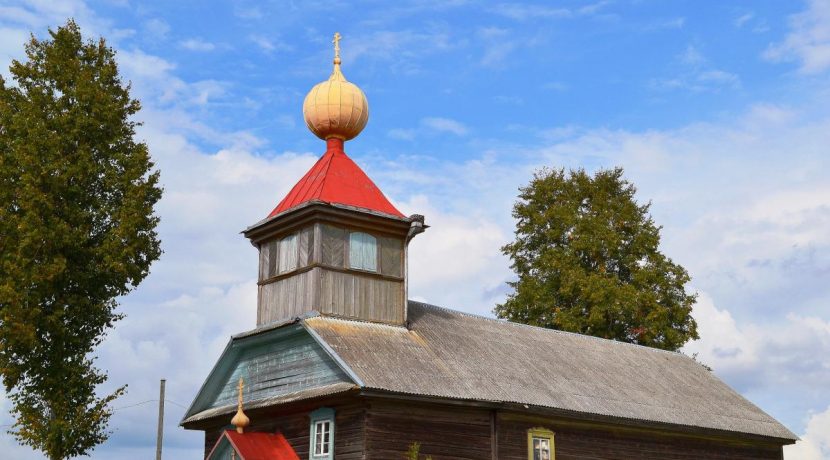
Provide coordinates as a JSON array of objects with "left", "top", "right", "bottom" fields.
[
  {"left": 278, "top": 234, "right": 298, "bottom": 273},
  {"left": 349, "top": 232, "right": 377, "bottom": 271}
]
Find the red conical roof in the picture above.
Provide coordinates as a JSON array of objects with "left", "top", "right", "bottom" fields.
[{"left": 269, "top": 138, "right": 404, "bottom": 218}]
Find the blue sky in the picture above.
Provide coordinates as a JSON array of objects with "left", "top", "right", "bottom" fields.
[{"left": 1, "top": 0, "right": 830, "bottom": 458}]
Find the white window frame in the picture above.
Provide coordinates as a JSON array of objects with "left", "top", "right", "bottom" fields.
[
  {"left": 309, "top": 407, "right": 335, "bottom": 460},
  {"left": 312, "top": 419, "right": 332, "bottom": 457}
]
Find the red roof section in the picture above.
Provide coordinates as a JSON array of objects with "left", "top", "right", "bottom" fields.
[
  {"left": 218, "top": 431, "right": 299, "bottom": 460},
  {"left": 269, "top": 138, "right": 404, "bottom": 218}
]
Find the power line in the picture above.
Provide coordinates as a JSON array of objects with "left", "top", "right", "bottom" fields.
[
  {"left": 112, "top": 398, "right": 189, "bottom": 412},
  {"left": 164, "top": 399, "right": 188, "bottom": 410},
  {"left": 113, "top": 399, "right": 157, "bottom": 411}
]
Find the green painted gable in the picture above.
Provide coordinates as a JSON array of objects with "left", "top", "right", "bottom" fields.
[
  {"left": 184, "top": 323, "right": 353, "bottom": 421},
  {"left": 208, "top": 437, "right": 234, "bottom": 460}
]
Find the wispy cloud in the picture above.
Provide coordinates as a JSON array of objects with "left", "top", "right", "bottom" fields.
[
  {"left": 142, "top": 18, "right": 169, "bottom": 42},
  {"left": 477, "top": 27, "right": 517, "bottom": 68},
  {"left": 249, "top": 34, "right": 292, "bottom": 54},
  {"left": 764, "top": 0, "right": 830, "bottom": 74},
  {"left": 421, "top": 117, "right": 469, "bottom": 136},
  {"left": 491, "top": 1, "right": 610, "bottom": 21},
  {"left": 651, "top": 45, "right": 741, "bottom": 92},
  {"left": 735, "top": 12, "right": 754, "bottom": 28},
  {"left": 388, "top": 128, "right": 416, "bottom": 141},
  {"left": 645, "top": 17, "right": 685, "bottom": 30},
  {"left": 179, "top": 38, "right": 215, "bottom": 52}
]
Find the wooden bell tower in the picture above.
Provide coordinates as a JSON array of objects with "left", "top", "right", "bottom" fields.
[{"left": 243, "top": 41, "right": 425, "bottom": 326}]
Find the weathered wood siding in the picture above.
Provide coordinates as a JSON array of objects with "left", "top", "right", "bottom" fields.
[
  {"left": 319, "top": 268, "right": 404, "bottom": 324},
  {"left": 258, "top": 268, "right": 317, "bottom": 325},
  {"left": 256, "top": 220, "right": 406, "bottom": 326},
  {"left": 204, "top": 400, "right": 365, "bottom": 459},
  {"left": 497, "top": 411, "right": 784, "bottom": 460},
  {"left": 199, "top": 396, "right": 786, "bottom": 460},
  {"left": 197, "top": 327, "right": 351, "bottom": 414},
  {"left": 365, "top": 400, "right": 492, "bottom": 460},
  {"left": 257, "top": 267, "right": 403, "bottom": 325}
]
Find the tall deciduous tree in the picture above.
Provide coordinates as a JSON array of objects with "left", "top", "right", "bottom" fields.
[
  {"left": 0, "top": 20, "right": 161, "bottom": 459},
  {"left": 495, "top": 167, "right": 697, "bottom": 351}
]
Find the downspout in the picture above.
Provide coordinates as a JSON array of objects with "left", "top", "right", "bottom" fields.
[{"left": 404, "top": 214, "right": 426, "bottom": 329}]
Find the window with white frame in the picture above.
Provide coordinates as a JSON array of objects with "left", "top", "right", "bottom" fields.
[
  {"left": 348, "top": 231, "right": 377, "bottom": 272},
  {"left": 527, "top": 427, "right": 554, "bottom": 460},
  {"left": 309, "top": 407, "right": 334, "bottom": 460},
  {"left": 313, "top": 419, "right": 331, "bottom": 456}
]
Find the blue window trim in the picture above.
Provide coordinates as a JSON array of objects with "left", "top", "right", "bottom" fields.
[{"left": 309, "top": 407, "right": 335, "bottom": 460}]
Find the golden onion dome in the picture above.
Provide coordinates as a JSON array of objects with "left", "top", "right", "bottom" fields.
[{"left": 303, "top": 33, "right": 369, "bottom": 141}]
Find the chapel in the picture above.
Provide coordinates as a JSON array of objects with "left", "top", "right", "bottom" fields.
[{"left": 181, "top": 34, "right": 797, "bottom": 460}]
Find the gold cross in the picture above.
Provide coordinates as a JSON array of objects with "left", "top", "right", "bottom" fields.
[
  {"left": 333, "top": 32, "right": 341, "bottom": 60},
  {"left": 237, "top": 377, "right": 244, "bottom": 409}
]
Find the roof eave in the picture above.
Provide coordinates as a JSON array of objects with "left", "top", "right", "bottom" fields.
[{"left": 357, "top": 388, "right": 799, "bottom": 444}]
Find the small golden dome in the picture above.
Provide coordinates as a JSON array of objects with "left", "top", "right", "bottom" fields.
[{"left": 303, "top": 33, "right": 369, "bottom": 141}]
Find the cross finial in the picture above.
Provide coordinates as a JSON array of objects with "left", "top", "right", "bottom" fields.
[
  {"left": 237, "top": 377, "right": 244, "bottom": 409},
  {"left": 333, "top": 32, "right": 342, "bottom": 64}
]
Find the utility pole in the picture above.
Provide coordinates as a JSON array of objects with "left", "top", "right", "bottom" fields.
[{"left": 156, "top": 379, "right": 166, "bottom": 460}]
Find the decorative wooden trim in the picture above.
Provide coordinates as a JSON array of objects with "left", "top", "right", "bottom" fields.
[
  {"left": 244, "top": 202, "right": 410, "bottom": 244},
  {"left": 258, "top": 263, "right": 404, "bottom": 286}
]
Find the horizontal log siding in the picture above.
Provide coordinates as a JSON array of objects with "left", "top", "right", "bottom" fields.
[
  {"left": 497, "top": 412, "right": 784, "bottom": 460},
  {"left": 365, "top": 400, "right": 491, "bottom": 460}
]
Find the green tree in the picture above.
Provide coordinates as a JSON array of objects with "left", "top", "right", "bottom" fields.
[
  {"left": 0, "top": 20, "right": 161, "bottom": 459},
  {"left": 495, "top": 167, "right": 697, "bottom": 351}
]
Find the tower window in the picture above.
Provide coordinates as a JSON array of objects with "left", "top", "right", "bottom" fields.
[
  {"left": 278, "top": 233, "right": 298, "bottom": 273},
  {"left": 309, "top": 407, "right": 335, "bottom": 460},
  {"left": 349, "top": 232, "right": 377, "bottom": 272}
]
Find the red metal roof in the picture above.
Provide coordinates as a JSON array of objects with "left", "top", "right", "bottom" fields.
[
  {"left": 269, "top": 138, "right": 404, "bottom": 218},
  {"left": 217, "top": 430, "right": 299, "bottom": 460}
]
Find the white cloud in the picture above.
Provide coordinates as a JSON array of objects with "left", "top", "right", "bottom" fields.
[
  {"left": 179, "top": 38, "right": 215, "bottom": 52},
  {"left": 421, "top": 117, "right": 469, "bottom": 136},
  {"left": 785, "top": 405, "right": 830, "bottom": 459},
  {"left": 765, "top": 0, "right": 830, "bottom": 74}
]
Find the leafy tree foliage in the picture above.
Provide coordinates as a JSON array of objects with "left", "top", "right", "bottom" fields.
[
  {"left": 495, "top": 167, "right": 697, "bottom": 351},
  {"left": 0, "top": 21, "right": 161, "bottom": 459}
]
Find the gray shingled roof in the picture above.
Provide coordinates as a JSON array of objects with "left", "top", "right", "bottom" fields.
[{"left": 305, "top": 301, "right": 797, "bottom": 441}]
